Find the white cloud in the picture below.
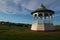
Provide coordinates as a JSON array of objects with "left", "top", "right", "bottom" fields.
[
  {"left": 53, "top": 14, "right": 60, "bottom": 17},
  {"left": 22, "top": 0, "right": 56, "bottom": 10},
  {"left": 21, "top": 0, "right": 41, "bottom": 10},
  {"left": 0, "top": 0, "right": 60, "bottom": 14},
  {"left": 48, "top": 0, "right": 60, "bottom": 11},
  {"left": 13, "top": 0, "right": 21, "bottom": 5},
  {"left": 0, "top": 0, "right": 31, "bottom": 14}
]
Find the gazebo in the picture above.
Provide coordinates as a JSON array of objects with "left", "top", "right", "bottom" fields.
[{"left": 31, "top": 4, "right": 55, "bottom": 31}]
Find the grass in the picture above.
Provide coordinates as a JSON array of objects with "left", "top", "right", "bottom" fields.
[
  {"left": 55, "top": 26, "right": 60, "bottom": 30},
  {"left": 0, "top": 25, "right": 60, "bottom": 40}
]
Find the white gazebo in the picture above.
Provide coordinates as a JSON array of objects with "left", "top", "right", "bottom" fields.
[{"left": 31, "top": 4, "right": 55, "bottom": 31}]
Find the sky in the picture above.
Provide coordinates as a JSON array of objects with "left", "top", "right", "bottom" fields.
[{"left": 0, "top": 0, "right": 60, "bottom": 25}]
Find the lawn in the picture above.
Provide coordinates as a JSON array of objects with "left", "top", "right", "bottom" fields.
[{"left": 0, "top": 25, "right": 60, "bottom": 40}]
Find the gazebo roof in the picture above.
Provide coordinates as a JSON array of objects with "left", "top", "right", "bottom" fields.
[{"left": 31, "top": 4, "right": 54, "bottom": 15}]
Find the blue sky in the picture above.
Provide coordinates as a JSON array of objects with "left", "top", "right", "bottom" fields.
[{"left": 0, "top": 0, "right": 60, "bottom": 25}]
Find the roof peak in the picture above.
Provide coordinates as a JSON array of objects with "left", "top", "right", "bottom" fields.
[{"left": 39, "top": 4, "right": 46, "bottom": 10}]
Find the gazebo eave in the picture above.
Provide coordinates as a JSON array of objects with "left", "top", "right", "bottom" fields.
[{"left": 31, "top": 9, "right": 54, "bottom": 15}]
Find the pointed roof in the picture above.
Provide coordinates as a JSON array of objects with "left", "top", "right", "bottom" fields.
[
  {"left": 39, "top": 4, "right": 46, "bottom": 10},
  {"left": 31, "top": 4, "right": 54, "bottom": 15}
]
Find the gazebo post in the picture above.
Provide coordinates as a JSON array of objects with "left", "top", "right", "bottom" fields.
[
  {"left": 44, "top": 16, "right": 46, "bottom": 23},
  {"left": 48, "top": 14, "right": 50, "bottom": 24},
  {"left": 51, "top": 15, "right": 53, "bottom": 23}
]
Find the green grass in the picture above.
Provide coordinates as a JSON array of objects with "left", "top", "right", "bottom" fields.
[
  {"left": 0, "top": 25, "right": 60, "bottom": 40},
  {"left": 55, "top": 26, "right": 60, "bottom": 30}
]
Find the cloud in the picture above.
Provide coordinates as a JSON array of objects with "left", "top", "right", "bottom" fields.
[
  {"left": 48, "top": 0, "right": 60, "bottom": 11},
  {"left": 0, "top": 0, "right": 60, "bottom": 15},
  {"left": 21, "top": 0, "right": 41, "bottom": 10},
  {"left": 0, "top": 0, "right": 31, "bottom": 14},
  {"left": 53, "top": 14, "right": 60, "bottom": 17},
  {"left": 21, "top": 0, "right": 57, "bottom": 10}
]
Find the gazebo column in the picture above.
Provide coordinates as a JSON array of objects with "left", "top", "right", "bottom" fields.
[
  {"left": 38, "top": 17, "right": 41, "bottom": 23},
  {"left": 44, "top": 17, "right": 46, "bottom": 23},
  {"left": 43, "top": 14, "right": 47, "bottom": 23},
  {"left": 48, "top": 14, "right": 51, "bottom": 24},
  {"left": 50, "top": 15, "right": 53, "bottom": 24},
  {"left": 42, "top": 13, "right": 46, "bottom": 23},
  {"left": 40, "top": 17, "right": 43, "bottom": 23},
  {"left": 48, "top": 14, "right": 53, "bottom": 24}
]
